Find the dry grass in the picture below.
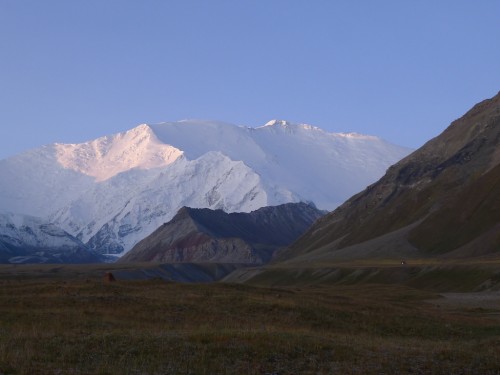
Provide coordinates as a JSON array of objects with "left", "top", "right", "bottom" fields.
[{"left": 0, "top": 276, "right": 499, "bottom": 374}]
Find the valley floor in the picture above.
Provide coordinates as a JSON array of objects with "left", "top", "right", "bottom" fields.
[{"left": 0, "top": 264, "right": 499, "bottom": 374}]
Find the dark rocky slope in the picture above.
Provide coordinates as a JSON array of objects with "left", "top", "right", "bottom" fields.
[
  {"left": 119, "top": 202, "right": 325, "bottom": 264},
  {"left": 277, "top": 92, "right": 500, "bottom": 263}
]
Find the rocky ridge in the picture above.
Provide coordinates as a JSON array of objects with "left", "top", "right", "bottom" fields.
[{"left": 119, "top": 202, "right": 325, "bottom": 264}]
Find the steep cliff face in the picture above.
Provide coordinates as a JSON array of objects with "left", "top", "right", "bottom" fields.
[
  {"left": 279, "top": 92, "right": 500, "bottom": 262},
  {"left": 119, "top": 203, "right": 325, "bottom": 264}
]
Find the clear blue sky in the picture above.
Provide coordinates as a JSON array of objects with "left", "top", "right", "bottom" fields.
[{"left": 1, "top": 1, "right": 499, "bottom": 159}]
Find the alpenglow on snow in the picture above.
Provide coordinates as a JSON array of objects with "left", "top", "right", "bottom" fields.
[{"left": 0, "top": 119, "right": 412, "bottom": 256}]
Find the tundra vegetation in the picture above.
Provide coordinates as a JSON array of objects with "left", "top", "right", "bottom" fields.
[{"left": 0, "top": 261, "right": 499, "bottom": 374}]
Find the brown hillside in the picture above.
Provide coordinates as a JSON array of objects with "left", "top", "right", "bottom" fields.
[{"left": 278, "top": 92, "right": 500, "bottom": 262}]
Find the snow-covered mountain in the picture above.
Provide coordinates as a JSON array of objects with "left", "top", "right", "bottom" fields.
[
  {"left": 0, "top": 213, "right": 100, "bottom": 263},
  {"left": 0, "top": 119, "right": 412, "bottom": 256}
]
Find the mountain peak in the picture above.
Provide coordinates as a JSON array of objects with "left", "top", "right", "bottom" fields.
[
  {"left": 171, "top": 206, "right": 197, "bottom": 221},
  {"left": 54, "top": 124, "right": 183, "bottom": 182},
  {"left": 261, "top": 120, "right": 327, "bottom": 133},
  {"left": 264, "top": 119, "right": 293, "bottom": 127},
  {"left": 0, "top": 118, "right": 411, "bottom": 257}
]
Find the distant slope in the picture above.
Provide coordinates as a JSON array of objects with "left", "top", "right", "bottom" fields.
[
  {"left": 278, "top": 92, "right": 500, "bottom": 263},
  {"left": 0, "top": 119, "right": 410, "bottom": 255},
  {"left": 0, "top": 213, "right": 101, "bottom": 264},
  {"left": 119, "top": 203, "right": 325, "bottom": 264}
]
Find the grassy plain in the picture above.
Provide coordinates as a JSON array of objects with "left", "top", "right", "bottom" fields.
[{"left": 0, "top": 263, "right": 499, "bottom": 374}]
